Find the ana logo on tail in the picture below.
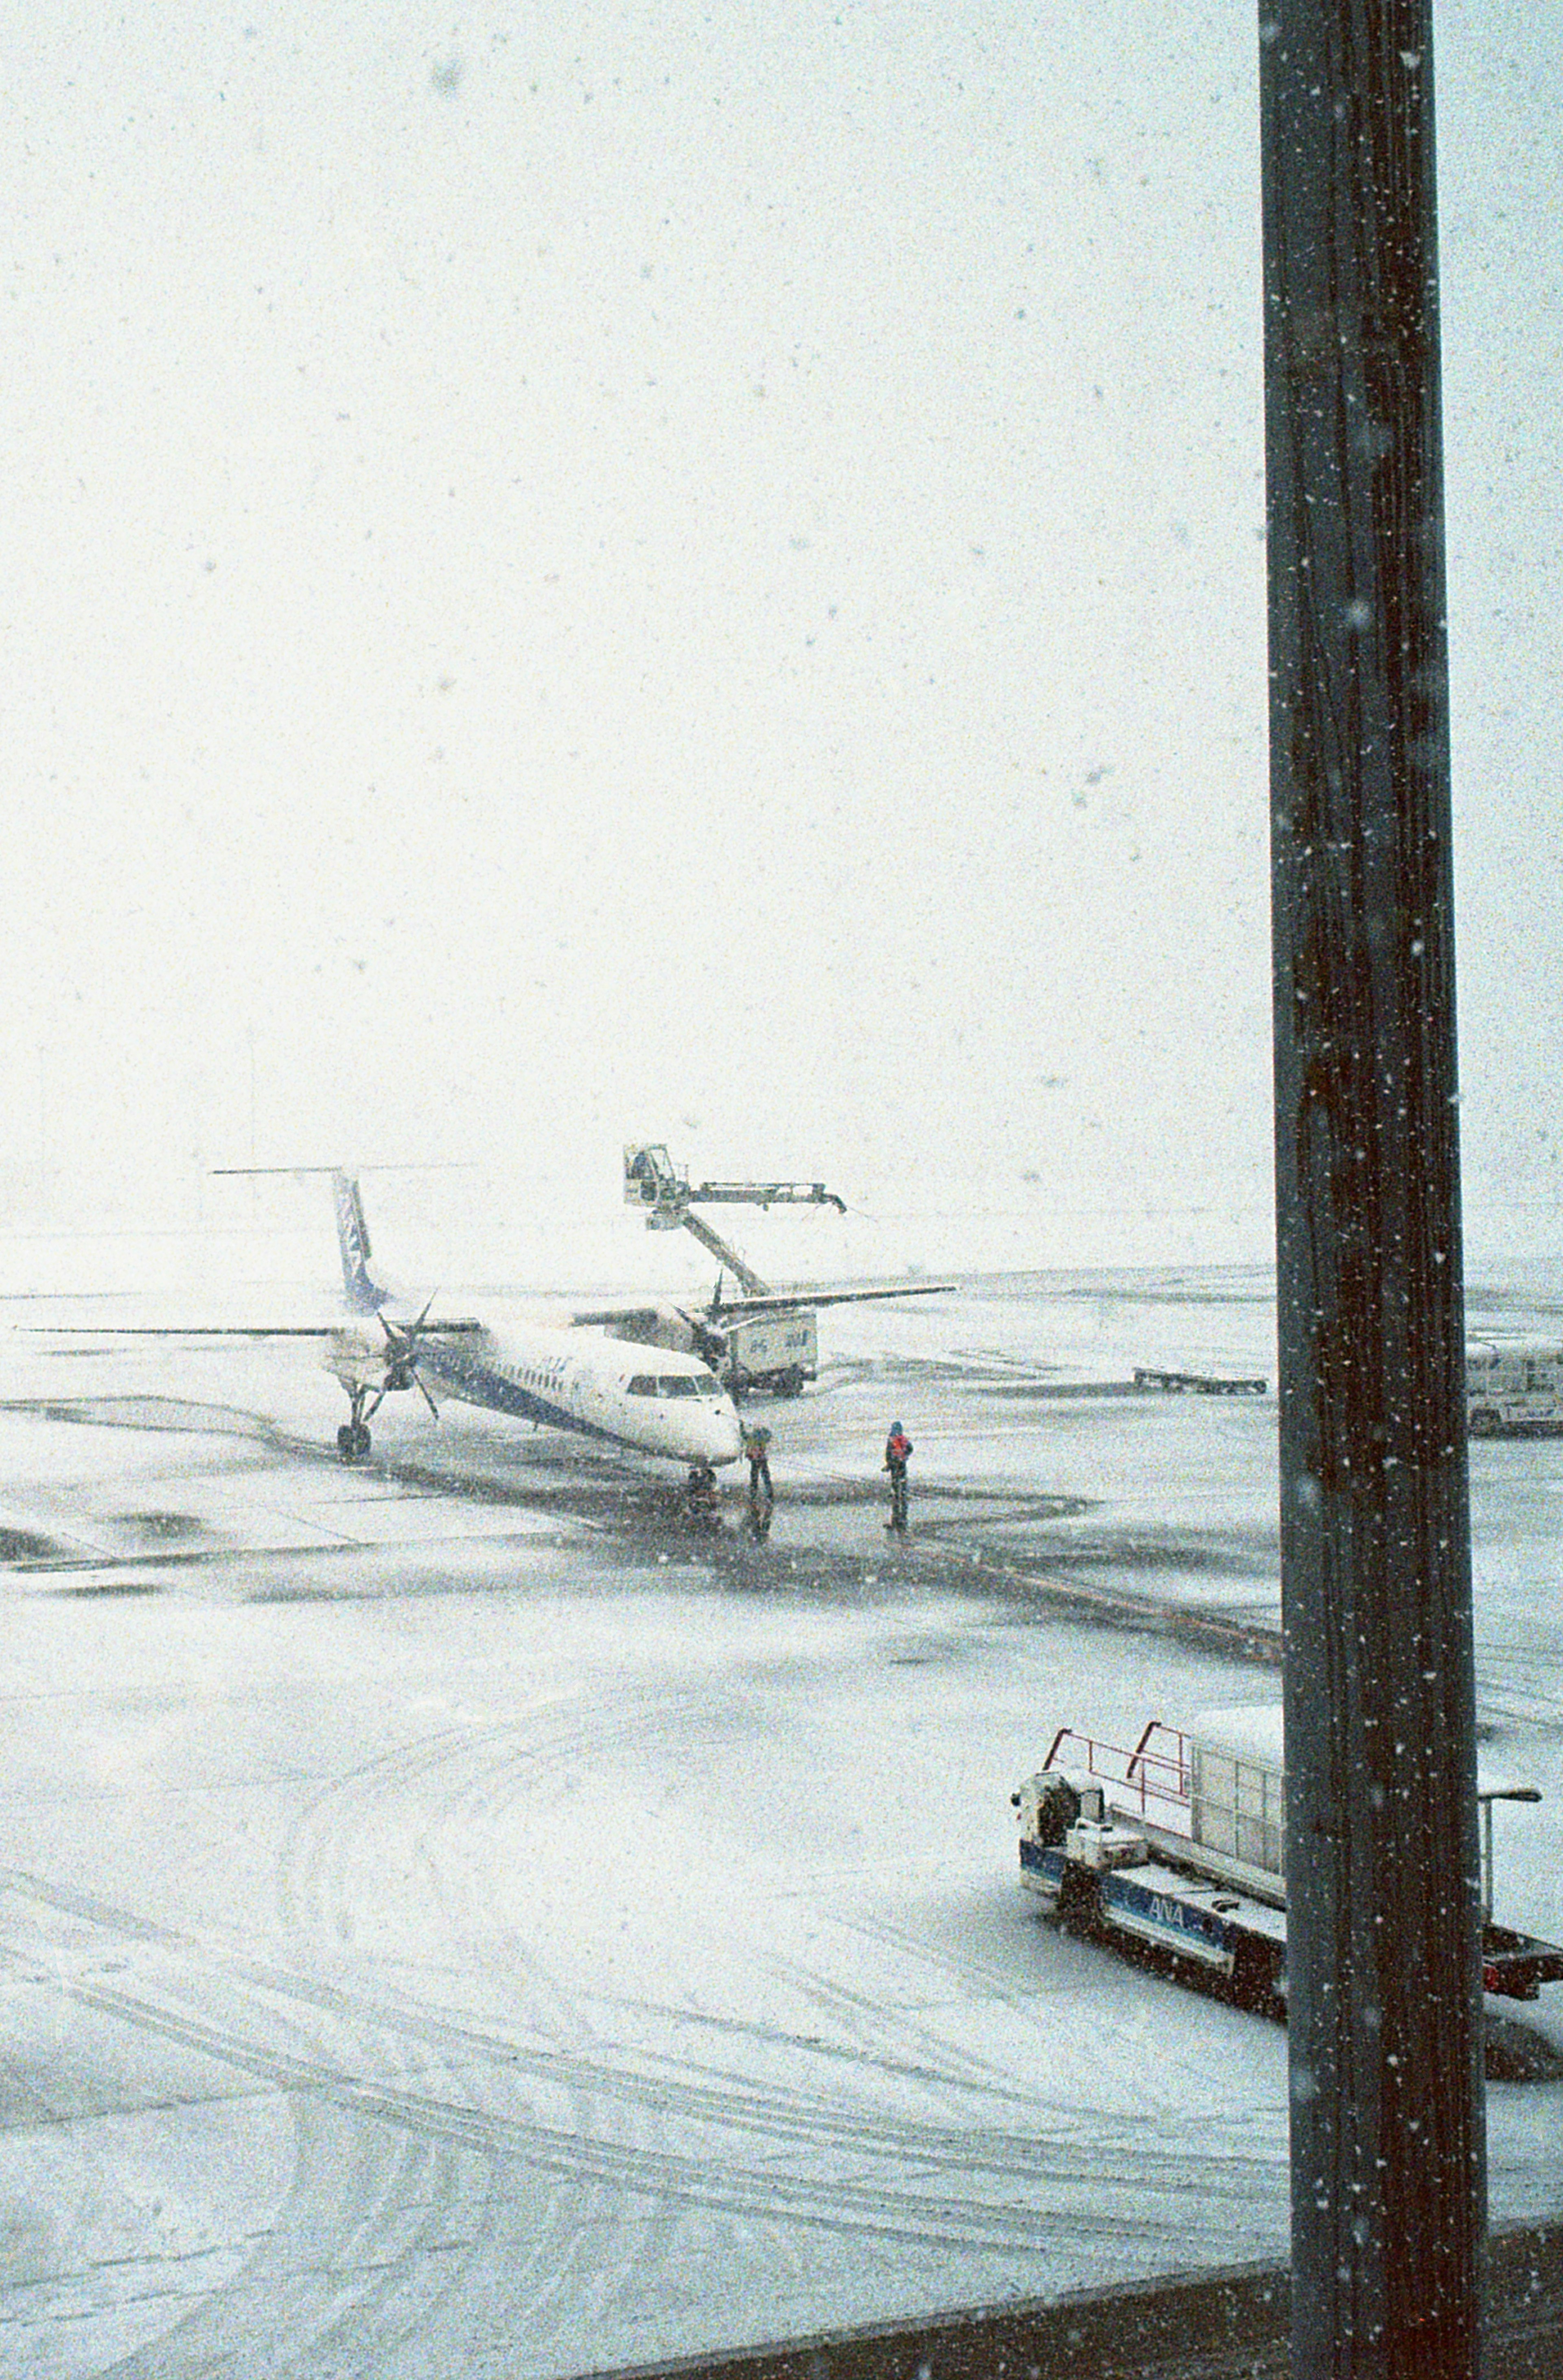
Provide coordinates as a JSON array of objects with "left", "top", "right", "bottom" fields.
[{"left": 332, "top": 1171, "right": 387, "bottom": 1313}]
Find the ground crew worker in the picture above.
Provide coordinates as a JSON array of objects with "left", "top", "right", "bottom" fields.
[
  {"left": 741, "top": 1422, "right": 774, "bottom": 1512},
  {"left": 883, "top": 1421, "right": 913, "bottom": 1531}
]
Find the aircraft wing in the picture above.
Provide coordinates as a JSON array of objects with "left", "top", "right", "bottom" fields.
[
  {"left": 568, "top": 1285, "right": 954, "bottom": 1331},
  {"left": 707, "top": 1282, "right": 957, "bottom": 1318},
  {"left": 11, "top": 1313, "right": 487, "bottom": 1338},
  {"left": 16, "top": 1322, "right": 345, "bottom": 1337}
]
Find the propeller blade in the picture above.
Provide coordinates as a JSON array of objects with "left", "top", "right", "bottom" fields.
[
  {"left": 377, "top": 1295, "right": 443, "bottom": 1396},
  {"left": 380, "top": 1293, "right": 438, "bottom": 1348}
]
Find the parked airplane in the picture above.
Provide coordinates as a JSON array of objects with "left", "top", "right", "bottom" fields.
[
  {"left": 311, "top": 1171, "right": 744, "bottom": 1468},
  {"left": 27, "top": 1171, "right": 743, "bottom": 1474},
  {"left": 304, "top": 1170, "right": 949, "bottom": 1464},
  {"left": 21, "top": 1168, "right": 952, "bottom": 1478}
]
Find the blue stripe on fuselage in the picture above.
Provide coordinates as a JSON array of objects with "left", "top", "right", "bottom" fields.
[{"left": 416, "top": 1343, "right": 617, "bottom": 1441}]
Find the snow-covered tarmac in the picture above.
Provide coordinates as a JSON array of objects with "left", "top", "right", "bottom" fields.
[{"left": 0, "top": 1273, "right": 1560, "bottom": 2377}]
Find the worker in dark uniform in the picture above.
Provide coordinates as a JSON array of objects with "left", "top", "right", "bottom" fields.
[
  {"left": 741, "top": 1422, "right": 773, "bottom": 1512},
  {"left": 883, "top": 1422, "right": 912, "bottom": 1531}
]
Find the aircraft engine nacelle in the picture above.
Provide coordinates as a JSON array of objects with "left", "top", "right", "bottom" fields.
[
  {"left": 324, "top": 1324, "right": 385, "bottom": 1392},
  {"left": 598, "top": 1304, "right": 706, "bottom": 1358}
]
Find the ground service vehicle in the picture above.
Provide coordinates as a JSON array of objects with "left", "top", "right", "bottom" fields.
[
  {"left": 718, "top": 1309, "right": 817, "bottom": 1398},
  {"left": 622, "top": 1142, "right": 946, "bottom": 1398},
  {"left": 1013, "top": 1707, "right": 1563, "bottom": 2008},
  {"left": 1466, "top": 1336, "right": 1563, "bottom": 1435}
]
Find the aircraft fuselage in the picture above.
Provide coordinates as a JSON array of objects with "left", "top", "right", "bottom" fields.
[{"left": 326, "top": 1318, "right": 741, "bottom": 1468}]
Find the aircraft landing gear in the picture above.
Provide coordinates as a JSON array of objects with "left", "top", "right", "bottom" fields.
[
  {"left": 685, "top": 1462, "right": 720, "bottom": 1530},
  {"left": 337, "top": 1388, "right": 375, "bottom": 1464}
]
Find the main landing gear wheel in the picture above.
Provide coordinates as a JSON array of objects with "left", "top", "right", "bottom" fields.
[{"left": 334, "top": 1321, "right": 439, "bottom": 1464}]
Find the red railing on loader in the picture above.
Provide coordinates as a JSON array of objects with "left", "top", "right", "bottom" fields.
[{"left": 1040, "top": 1720, "right": 1193, "bottom": 1825}]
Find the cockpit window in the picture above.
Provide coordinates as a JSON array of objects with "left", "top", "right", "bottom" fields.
[
  {"left": 627, "top": 1375, "right": 657, "bottom": 1396},
  {"left": 659, "top": 1375, "right": 700, "bottom": 1397}
]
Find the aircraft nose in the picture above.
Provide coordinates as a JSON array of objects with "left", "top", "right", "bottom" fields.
[{"left": 709, "top": 1405, "right": 743, "bottom": 1464}]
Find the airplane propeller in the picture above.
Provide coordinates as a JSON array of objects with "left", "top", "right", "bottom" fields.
[{"left": 369, "top": 1296, "right": 442, "bottom": 1419}]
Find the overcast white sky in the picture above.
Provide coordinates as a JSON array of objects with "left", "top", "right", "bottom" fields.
[{"left": 3, "top": 1, "right": 1560, "bottom": 1273}]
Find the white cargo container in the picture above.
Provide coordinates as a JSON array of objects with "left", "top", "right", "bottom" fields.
[
  {"left": 1188, "top": 1705, "right": 1286, "bottom": 1884},
  {"left": 720, "top": 1308, "right": 817, "bottom": 1399}
]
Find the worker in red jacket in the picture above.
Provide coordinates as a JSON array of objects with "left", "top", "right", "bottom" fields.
[{"left": 883, "top": 1423, "right": 912, "bottom": 1531}]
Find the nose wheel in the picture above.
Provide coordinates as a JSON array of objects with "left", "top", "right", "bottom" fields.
[
  {"left": 685, "top": 1462, "right": 720, "bottom": 1528},
  {"left": 336, "top": 1386, "right": 376, "bottom": 1464}
]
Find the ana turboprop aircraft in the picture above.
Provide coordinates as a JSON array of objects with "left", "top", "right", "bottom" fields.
[
  {"left": 28, "top": 1171, "right": 744, "bottom": 1474},
  {"left": 302, "top": 1171, "right": 950, "bottom": 1460},
  {"left": 310, "top": 1171, "right": 745, "bottom": 1468},
  {"left": 22, "top": 1168, "right": 953, "bottom": 1474}
]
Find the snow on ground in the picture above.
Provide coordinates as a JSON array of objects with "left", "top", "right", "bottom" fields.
[{"left": 0, "top": 1273, "right": 1559, "bottom": 2377}]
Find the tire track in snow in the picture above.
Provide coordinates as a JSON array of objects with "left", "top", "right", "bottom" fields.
[
  {"left": 269, "top": 1687, "right": 736, "bottom": 2349},
  {"left": 269, "top": 1691, "right": 1281, "bottom": 2263},
  {"left": 0, "top": 1935, "right": 497, "bottom": 2380},
  {"left": 3, "top": 1659, "right": 1286, "bottom": 2375},
  {"left": 11, "top": 1916, "right": 1259, "bottom": 2226},
  {"left": 12, "top": 1963, "right": 1230, "bottom": 2258}
]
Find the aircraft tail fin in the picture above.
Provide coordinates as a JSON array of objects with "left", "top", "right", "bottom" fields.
[
  {"left": 332, "top": 1172, "right": 390, "bottom": 1313},
  {"left": 211, "top": 1163, "right": 411, "bottom": 1315}
]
